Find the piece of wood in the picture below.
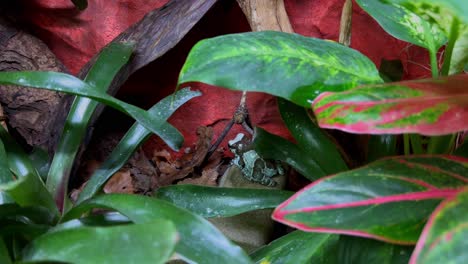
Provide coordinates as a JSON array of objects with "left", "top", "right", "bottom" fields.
[
  {"left": 0, "top": 16, "right": 70, "bottom": 153},
  {"left": 339, "top": 0, "right": 352, "bottom": 46},
  {"left": 236, "top": 0, "right": 293, "bottom": 32}
]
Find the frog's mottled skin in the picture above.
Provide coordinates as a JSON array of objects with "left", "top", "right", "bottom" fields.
[{"left": 228, "top": 133, "right": 284, "bottom": 186}]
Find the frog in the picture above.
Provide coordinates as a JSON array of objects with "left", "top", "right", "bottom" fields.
[{"left": 228, "top": 133, "right": 284, "bottom": 187}]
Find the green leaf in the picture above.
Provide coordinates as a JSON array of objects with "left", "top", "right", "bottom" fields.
[
  {"left": 367, "top": 135, "right": 398, "bottom": 162},
  {"left": 64, "top": 194, "right": 252, "bottom": 264},
  {"left": 278, "top": 99, "right": 347, "bottom": 174},
  {"left": 449, "top": 27, "right": 468, "bottom": 74},
  {"left": 178, "top": 31, "right": 383, "bottom": 107},
  {"left": 410, "top": 186, "right": 468, "bottom": 264},
  {"left": 0, "top": 237, "right": 12, "bottom": 264},
  {"left": 250, "top": 231, "right": 339, "bottom": 264},
  {"left": 454, "top": 140, "right": 468, "bottom": 158},
  {"left": 46, "top": 42, "right": 134, "bottom": 210},
  {"left": 273, "top": 156, "right": 468, "bottom": 244},
  {"left": 0, "top": 71, "right": 183, "bottom": 151},
  {"left": 27, "top": 148, "right": 50, "bottom": 182},
  {"left": 77, "top": 88, "right": 201, "bottom": 204},
  {"left": 356, "top": 0, "right": 446, "bottom": 54},
  {"left": 336, "top": 236, "right": 413, "bottom": 264},
  {"left": 313, "top": 75, "right": 468, "bottom": 135},
  {"left": 22, "top": 220, "right": 177, "bottom": 264},
  {"left": 156, "top": 185, "right": 293, "bottom": 217},
  {"left": 0, "top": 127, "right": 57, "bottom": 215},
  {"left": 253, "top": 127, "right": 326, "bottom": 181},
  {"left": 71, "top": 0, "right": 87, "bottom": 10},
  {"left": 385, "top": 0, "right": 468, "bottom": 26},
  {"left": 0, "top": 204, "right": 56, "bottom": 225}
]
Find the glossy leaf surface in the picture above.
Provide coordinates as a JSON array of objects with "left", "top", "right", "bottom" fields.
[
  {"left": 156, "top": 185, "right": 293, "bottom": 218},
  {"left": 254, "top": 127, "right": 326, "bottom": 181},
  {"left": 313, "top": 75, "right": 468, "bottom": 135},
  {"left": 178, "top": 31, "right": 383, "bottom": 107},
  {"left": 47, "top": 42, "right": 134, "bottom": 210},
  {"left": 357, "top": 0, "right": 446, "bottom": 53},
  {"left": 410, "top": 187, "right": 468, "bottom": 264},
  {"left": 250, "top": 231, "right": 339, "bottom": 264},
  {"left": 0, "top": 71, "right": 183, "bottom": 150},
  {"left": 22, "top": 220, "right": 177, "bottom": 264},
  {"left": 0, "top": 126, "right": 57, "bottom": 214},
  {"left": 273, "top": 156, "right": 468, "bottom": 244},
  {"left": 0, "top": 238, "right": 11, "bottom": 264},
  {"left": 64, "top": 194, "right": 252, "bottom": 264},
  {"left": 278, "top": 99, "right": 347, "bottom": 174},
  {"left": 77, "top": 88, "right": 200, "bottom": 204}
]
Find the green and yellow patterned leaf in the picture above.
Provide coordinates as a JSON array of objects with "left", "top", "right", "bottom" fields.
[
  {"left": 357, "top": 0, "right": 446, "bottom": 54},
  {"left": 178, "top": 31, "right": 382, "bottom": 107},
  {"left": 312, "top": 75, "right": 468, "bottom": 135}
]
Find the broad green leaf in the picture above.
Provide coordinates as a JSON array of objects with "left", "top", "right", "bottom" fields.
[
  {"left": 46, "top": 42, "right": 134, "bottom": 210},
  {"left": 0, "top": 238, "right": 12, "bottom": 264},
  {"left": 77, "top": 88, "right": 200, "bottom": 204},
  {"left": 71, "top": 0, "right": 87, "bottom": 10},
  {"left": 64, "top": 194, "right": 252, "bottom": 264},
  {"left": 253, "top": 127, "right": 326, "bottom": 181},
  {"left": 51, "top": 212, "right": 130, "bottom": 232},
  {"left": 336, "top": 236, "right": 413, "bottom": 264},
  {"left": 313, "top": 75, "right": 468, "bottom": 135},
  {"left": 357, "top": 0, "right": 446, "bottom": 54},
  {"left": 250, "top": 231, "right": 339, "bottom": 264},
  {"left": 0, "top": 140, "right": 13, "bottom": 204},
  {"left": 178, "top": 31, "right": 383, "bottom": 107},
  {"left": 156, "top": 185, "right": 293, "bottom": 217},
  {"left": 22, "top": 220, "right": 177, "bottom": 264},
  {"left": 273, "top": 156, "right": 468, "bottom": 244},
  {"left": 410, "top": 186, "right": 468, "bottom": 264},
  {"left": 0, "top": 127, "right": 57, "bottom": 215},
  {"left": 278, "top": 99, "right": 347, "bottom": 174},
  {"left": 385, "top": 0, "right": 468, "bottom": 26},
  {"left": 0, "top": 71, "right": 183, "bottom": 151}
]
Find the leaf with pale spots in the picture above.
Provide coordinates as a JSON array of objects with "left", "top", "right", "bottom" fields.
[
  {"left": 178, "top": 31, "right": 383, "bottom": 107},
  {"left": 273, "top": 155, "right": 468, "bottom": 244},
  {"left": 357, "top": 0, "right": 446, "bottom": 54},
  {"left": 312, "top": 75, "right": 468, "bottom": 135}
]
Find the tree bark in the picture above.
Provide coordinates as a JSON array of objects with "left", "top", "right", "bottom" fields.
[{"left": 236, "top": 0, "right": 293, "bottom": 32}]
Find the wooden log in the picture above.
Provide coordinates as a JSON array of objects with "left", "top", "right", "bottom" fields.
[{"left": 236, "top": 0, "right": 293, "bottom": 32}]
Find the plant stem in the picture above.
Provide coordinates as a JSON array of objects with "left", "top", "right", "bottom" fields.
[
  {"left": 429, "top": 49, "right": 439, "bottom": 78},
  {"left": 440, "top": 18, "right": 459, "bottom": 76},
  {"left": 404, "top": 134, "right": 410, "bottom": 155},
  {"left": 410, "top": 134, "right": 424, "bottom": 154}
]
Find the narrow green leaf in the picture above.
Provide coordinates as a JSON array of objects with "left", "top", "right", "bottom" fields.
[
  {"left": 357, "top": 0, "right": 446, "bottom": 54},
  {"left": 22, "top": 220, "right": 177, "bottom": 264},
  {"left": 0, "top": 139, "right": 13, "bottom": 204},
  {"left": 64, "top": 194, "right": 252, "bottom": 264},
  {"left": 454, "top": 140, "right": 468, "bottom": 158},
  {"left": 46, "top": 42, "right": 134, "bottom": 208},
  {"left": 178, "top": 31, "right": 383, "bottom": 107},
  {"left": 253, "top": 127, "right": 326, "bottom": 181},
  {"left": 77, "top": 88, "right": 200, "bottom": 204},
  {"left": 278, "top": 99, "right": 347, "bottom": 174},
  {"left": 250, "top": 231, "right": 339, "bottom": 264},
  {"left": 273, "top": 156, "right": 468, "bottom": 244},
  {"left": 313, "top": 75, "right": 468, "bottom": 135},
  {"left": 410, "top": 186, "right": 468, "bottom": 264},
  {"left": 156, "top": 185, "right": 293, "bottom": 218},
  {"left": 27, "top": 148, "right": 50, "bottom": 182},
  {"left": 0, "top": 71, "right": 183, "bottom": 151},
  {"left": 0, "top": 127, "right": 57, "bottom": 215}
]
